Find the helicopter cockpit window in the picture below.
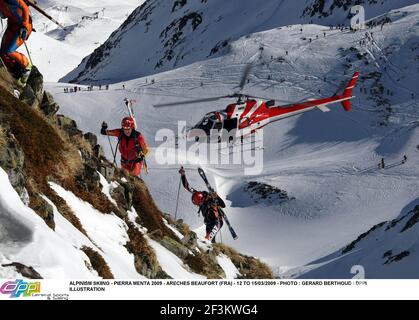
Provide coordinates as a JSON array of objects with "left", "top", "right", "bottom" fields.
[
  {"left": 213, "top": 121, "right": 222, "bottom": 131},
  {"left": 266, "top": 100, "right": 276, "bottom": 108},
  {"left": 196, "top": 115, "right": 215, "bottom": 133}
]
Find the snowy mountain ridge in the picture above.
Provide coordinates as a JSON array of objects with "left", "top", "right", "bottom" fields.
[
  {"left": 17, "top": 0, "right": 145, "bottom": 81},
  {"left": 61, "top": 0, "right": 418, "bottom": 84},
  {"left": 294, "top": 200, "right": 419, "bottom": 279}
]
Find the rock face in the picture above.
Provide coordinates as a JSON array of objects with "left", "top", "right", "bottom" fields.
[
  {"left": 1, "top": 262, "right": 43, "bottom": 279},
  {"left": 83, "top": 132, "right": 98, "bottom": 148},
  {"left": 19, "top": 66, "right": 43, "bottom": 109},
  {"left": 30, "top": 194, "right": 55, "bottom": 230},
  {"left": 40, "top": 92, "right": 60, "bottom": 117},
  {"left": 0, "top": 128, "right": 26, "bottom": 199},
  {"left": 26, "top": 67, "right": 44, "bottom": 101},
  {"left": 302, "top": 0, "right": 417, "bottom": 19},
  {"left": 19, "top": 85, "right": 38, "bottom": 108},
  {"left": 56, "top": 115, "right": 82, "bottom": 137},
  {"left": 19, "top": 66, "right": 60, "bottom": 117},
  {"left": 157, "top": 235, "right": 191, "bottom": 259},
  {"left": 243, "top": 181, "right": 294, "bottom": 205}
]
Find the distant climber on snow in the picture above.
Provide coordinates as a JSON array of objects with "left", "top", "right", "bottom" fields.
[
  {"left": 179, "top": 167, "right": 225, "bottom": 243},
  {"left": 101, "top": 117, "right": 149, "bottom": 177},
  {"left": 0, "top": 0, "right": 34, "bottom": 86}
]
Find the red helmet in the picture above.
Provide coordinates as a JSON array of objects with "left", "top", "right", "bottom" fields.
[
  {"left": 121, "top": 117, "right": 135, "bottom": 129},
  {"left": 191, "top": 191, "right": 205, "bottom": 206}
]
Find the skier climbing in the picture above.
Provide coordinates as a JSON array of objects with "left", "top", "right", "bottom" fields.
[
  {"left": 179, "top": 167, "right": 225, "bottom": 243},
  {"left": 101, "top": 117, "right": 149, "bottom": 176},
  {"left": 0, "top": 0, "right": 34, "bottom": 86}
]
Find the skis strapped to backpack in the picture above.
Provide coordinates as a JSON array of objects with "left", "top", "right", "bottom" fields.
[
  {"left": 123, "top": 98, "right": 148, "bottom": 174},
  {"left": 198, "top": 168, "right": 238, "bottom": 240},
  {"left": 26, "top": 0, "right": 67, "bottom": 30},
  {"left": 206, "top": 225, "right": 220, "bottom": 242}
]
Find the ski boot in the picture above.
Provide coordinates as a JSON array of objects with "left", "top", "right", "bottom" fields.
[{"left": 16, "top": 63, "right": 33, "bottom": 88}]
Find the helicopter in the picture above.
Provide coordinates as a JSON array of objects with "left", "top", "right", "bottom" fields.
[{"left": 154, "top": 65, "right": 360, "bottom": 143}]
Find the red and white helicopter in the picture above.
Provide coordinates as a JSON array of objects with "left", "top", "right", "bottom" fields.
[{"left": 154, "top": 66, "right": 360, "bottom": 143}]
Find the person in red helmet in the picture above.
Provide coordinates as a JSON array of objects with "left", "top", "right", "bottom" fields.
[
  {"left": 101, "top": 117, "right": 149, "bottom": 176},
  {"left": 0, "top": 0, "right": 34, "bottom": 86},
  {"left": 179, "top": 167, "right": 225, "bottom": 243}
]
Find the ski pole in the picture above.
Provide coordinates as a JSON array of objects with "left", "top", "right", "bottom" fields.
[
  {"left": 107, "top": 135, "right": 117, "bottom": 166},
  {"left": 26, "top": 0, "right": 67, "bottom": 30},
  {"left": 174, "top": 175, "right": 182, "bottom": 220},
  {"left": 0, "top": 56, "right": 7, "bottom": 70},
  {"left": 143, "top": 158, "right": 149, "bottom": 175},
  {"left": 23, "top": 40, "right": 34, "bottom": 66}
]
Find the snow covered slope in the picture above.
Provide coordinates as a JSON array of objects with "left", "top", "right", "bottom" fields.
[
  {"left": 61, "top": 0, "right": 418, "bottom": 84},
  {"left": 48, "top": 3, "right": 419, "bottom": 278},
  {"left": 295, "top": 200, "right": 419, "bottom": 279},
  {"left": 12, "top": 0, "right": 144, "bottom": 81},
  {"left": 0, "top": 165, "right": 236, "bottom": 279},
  {"left": 0, "top": 168, "right": 97, "bottom": 278}
]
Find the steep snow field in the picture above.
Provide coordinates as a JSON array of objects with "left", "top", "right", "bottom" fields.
[
  {"left": 61, "top": 0, "right": 418, "bottom": 83},
  {"left": 0, "top": 168, "right": 96, "bottom": 278},
  {"left": 0, "top": 165, "right": 218, "bottom": 279},
  {"left": 10, "top": 0, "right": 145, "bottom": 81},
  {"left": 45, "top": 4, "right": 419, "bottom": 277}
]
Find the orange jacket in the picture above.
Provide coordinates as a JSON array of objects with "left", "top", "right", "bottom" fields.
[
  {"left": 106, "top": 129, "right": 149, "bottom": 162},
  {"left": 0, "top": 0, "right": 32, "bottom": 29}
]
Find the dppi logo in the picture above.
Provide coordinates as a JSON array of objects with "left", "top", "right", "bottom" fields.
[{"left": 0, "top": 280, "right": 41, "bottom": 298}]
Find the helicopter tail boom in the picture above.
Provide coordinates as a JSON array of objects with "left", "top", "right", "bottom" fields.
[{"left": 340, "top": 71, "right": 360, "bottom": 111}]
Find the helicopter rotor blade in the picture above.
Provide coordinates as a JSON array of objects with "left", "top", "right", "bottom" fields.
[
  {"left": 153, "top": 95, "right": 231, "bottom": 108},
  {"left": 243, "top": 94, "right": 313, "bottom": 105},
  {"left": 245, "top": 94, "right": 277, "bottom": 101}
]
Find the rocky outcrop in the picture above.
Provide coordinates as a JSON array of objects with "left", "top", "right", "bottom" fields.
[
  {"left": 244, "top": 181, "right": 294, "bottom": 204},
  {"left": 19, "top": 66, "right": 60, "bottom": 117},
  {"left": 56, "top": 115, "right": 82, "bottom": 137},
  {"left": 1, "top": 262, "right": 43, "bottom": 279},
  {"left": 303, "top": 0, "right": 386, "bottom": 19},
  {"left": 19, "top": 66, "right": 43, "bottom": 109},
  {"left": 81, "top": 246, "right": 114, "bottom": 279},
  {"left": 40, "top": 92, "right": 60, "bottom": 117},
  {"left": 401, "top": 205, "right": 419, "bottom": 232},
  {"left": 29, "top": 193, "right": 55, "bottom": 230},
  {"left": 0, "top": 128, "right": 27, "bottom": 200},
  {"left": 342, "top": 222, "right": 386, "bottom": 254}
]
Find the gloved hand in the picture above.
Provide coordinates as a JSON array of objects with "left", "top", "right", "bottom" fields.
[
  {"left": 101, "top": 121, "right": 108, "bottom": 135},
  {"left": 135, "top": 152, "right": 145, "bottom": 163},
  {"left": 19, "top": 27, "right": 29, "bottom": 40},
  {"left": 210, "top": 191, "right": 218, "bottom": 199},
  {"left": 179, "top": 166, "right": 185, "bottom": 176}
]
